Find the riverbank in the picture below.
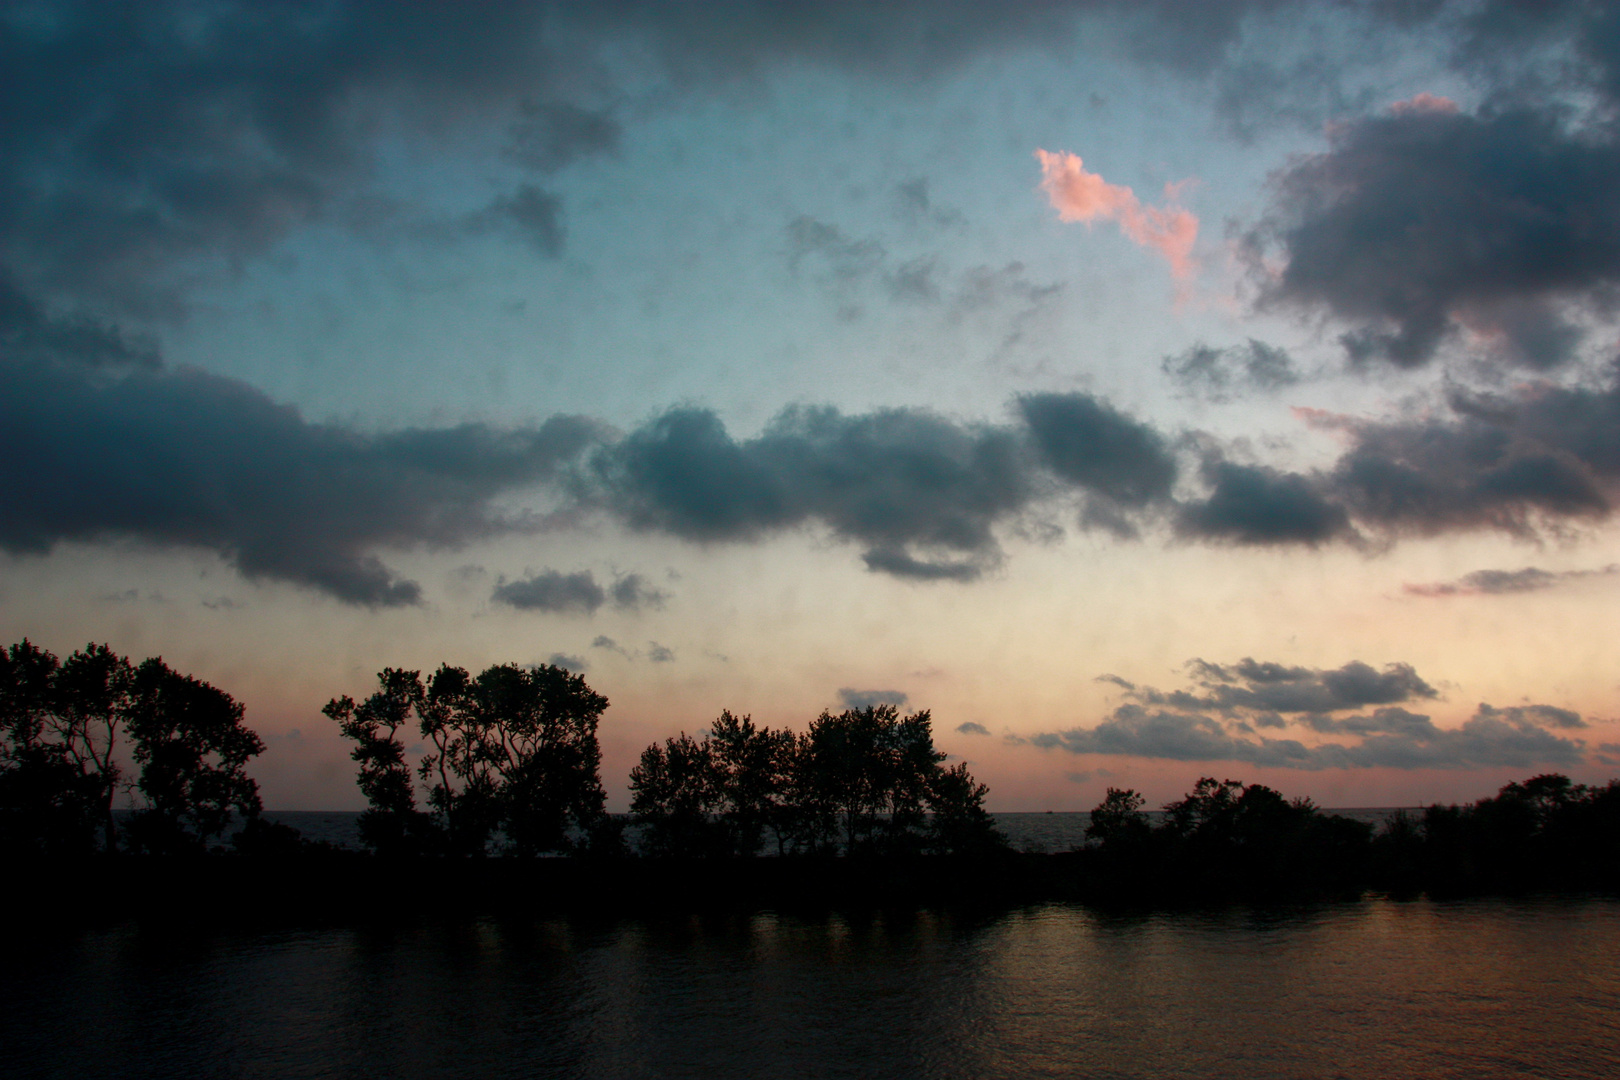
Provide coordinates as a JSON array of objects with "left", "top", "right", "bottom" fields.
[{"left": 13, "top": 847, "right": 1617, "bottom": 927}]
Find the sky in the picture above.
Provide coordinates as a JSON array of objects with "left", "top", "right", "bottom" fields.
[{"left": 5, "top": 0, "right": 1620, "bottom": 812}]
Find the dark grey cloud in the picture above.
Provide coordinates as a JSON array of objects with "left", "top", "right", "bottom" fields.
[
  {"left": 1175, "top": 460, "right": 1351, "bottom": 545},
  {"left": 1319, "top": 376, "right": 1619, "bottom": 537},
  {"left": 0, "top": 275, "right": 159, "bottom": 369},
  {"left": 493, "top": 569, "right": 605, "bottom": 614},
  {"left": 839, "top": 688, "right": 909, "bottom": 710},
  {"left": 610, "top": 572, "right": 668, "bottom": 611},
  {"left": 0, "top": 358, "right": 603, "bottom": 606},
  {"left": 1405, "top": 563, "right": 1620, "bottom": 596},
  {"left": 1142, "top": 658, "right": 1438, "bottom": 715},
  {"left": 647, "top": 641, "right": 675, "bottom": 663},
  {"left": 860, "top": 547, "right": 988, "bottom": 582},
  {"left": 1021, "top": 654, "right": 1589, "bottom": 770},
  {"left": 504, "top": 99, "right": 621, "bottom": 173},
  {"left": 1248, "top": 103, "right": 1620, "bottom": 368},
  {"left": 493, "top": 567, "right": 667, "bottom": 613},
  {"left": 545, "top": 652, "right": 587, "bottom": 672},
  {"left": 1476, "top": 703, "right": 1586, "bottom": 730},
  {"left": 955, "top": 721, "right": 991, "bottom": 736},
  {"left": 12, "top": 345, "right": 1620, "bottom": 600},
  {"left": 470, "top": 185, "right": 566, "bottom": 257},
  {"left": 0, "top": 2, "right": 1163, "bottom": 336},
  {"left": 1026, "top": 695, "right": 1588, "bottom": 770},
  {"left": 1019, "top": 392, "right": 1178, "bottom": 511},
  {"left": 1162, "top": 339, "right": 1300, "bottom": 399},
  {"left": 893, "top": 177, "right": 966, "bottom": 231},
  {"left": 590, "top": 403, "right": 1033, "bottom": 581}
]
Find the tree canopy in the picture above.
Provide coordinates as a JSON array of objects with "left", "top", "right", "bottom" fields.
[
  {"left": 326, "top": 661, "right": 612, "bottom": 855},
  {"left": 0, "top": 640, "right": 264, "bottom": 854},
  {"left": 630, "top": 704, "right": 1005, "bottom": 857}
]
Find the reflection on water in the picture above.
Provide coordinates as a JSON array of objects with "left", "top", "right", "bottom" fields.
[{"left": 3, "top": 899, "right": 1618, "bottom": 1079}]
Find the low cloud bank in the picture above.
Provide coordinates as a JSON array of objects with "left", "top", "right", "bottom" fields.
[{"left": 1018, "top": 658, "right": 1589, "bottom": 771}]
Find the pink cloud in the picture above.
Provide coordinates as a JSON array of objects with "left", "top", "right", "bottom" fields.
[
  {"left": 1035, "top": 148, "right": 1198, "bottom": 279},
  {"left": 1390, "top": 92, "right": 1458, "bottom": 115}
]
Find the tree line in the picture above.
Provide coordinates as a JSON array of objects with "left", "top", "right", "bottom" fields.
[
  {"left": 1080, "top": 774, "right": 1620, "bottom": 900},
  {"left": 1, "top": 641, "right": 1002, "bottom": 858},
  {"left": 6, "top": 638, "right": 1619, "bottom": 900}
]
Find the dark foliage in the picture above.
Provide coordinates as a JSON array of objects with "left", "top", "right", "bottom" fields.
[
  {"left": 326, "top": 661, "right": 611, "bottom": 855},
  {"left": 1080, "top": 773, "right": 1620, "bottom": 904},
  {"left": 122, "top": 658, "right": 265, "bottom": 853},
  {"left": 1, "top": 639, "right": 266, "bottom": 854},
  {"left": 1080, "top": 777, "right": 1372, "bottom": 902},
  {"left": 1371, "top": 773, "right": 1620, "bottom": 895},
  {"left": 630, "top": 705, "right": 1006, "bottom": 857}
]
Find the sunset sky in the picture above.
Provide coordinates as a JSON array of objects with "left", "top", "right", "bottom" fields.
[{"left": 5, "top": 1, "right": 1620, "bottom": 811}]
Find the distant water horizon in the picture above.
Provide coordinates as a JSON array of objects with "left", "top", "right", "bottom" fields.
[{"left": 257, "top": 808, "right": 1417, "bottom": 853}]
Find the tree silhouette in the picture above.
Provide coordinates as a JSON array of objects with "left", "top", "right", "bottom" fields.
[
  {"left": 630, "top": 704, "right": 1004, "bottom": 857},
  {"left": 2, "top": 640, "right": 267, "bottom": 854},
  {"left": 122, "top": 658, "right": 266, "bottom": 853},
  {"left": 327, "top": 661, "right": 610, "bottom": 855},
  {"left": 709, "top": 711, "right": 797, "bottom": 855},
  {"left": 0, "top": 641, "right": 116, "bottom": 853},
  {"left": 630, "top": 730, "right": 720, "bottom": 857},
  {"left": 322, "top": 667, "right": 434, "bottom": 854},
  {"left": 1085, "top": 786, "right": 1150, "bottom": 848}
]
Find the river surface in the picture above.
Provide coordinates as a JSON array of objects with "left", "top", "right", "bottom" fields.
[
  {"left": 4, "top": 896, "right": 1617, "bottom": 1079},
  {"left": 258, "top": 809, "right": 1409, "bottom": 853}
]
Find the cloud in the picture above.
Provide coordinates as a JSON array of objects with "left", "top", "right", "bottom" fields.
[
  {"left": 1313, "top": 374, "right": 1620, "bottom": 537},
  {"left": 1175, "top": 460, "right": 1352, "bottom": 545},
  {"left": 1019, "top": 653, "right": 1590, "bottom": 771},
  {"left": 468, "top": 184, "right": 566, "bottom": 256},
  {"left": 492, "top": 569, "right": 605, "bottom": 614},
  {"left": 1139, "top": 657, "right": 1439, "bottom": 715},
  {"left": 545, "top": 653, "right": 587, "bottom": 672},
  {"left": 0, "top": 358, "right": 604, "bottom": 606},
  {"left": 610, "top": 572, "right": 669, "bottom": 611},
  {"left": 15, "top": 345, "right": 1620, "bottom": 601},
  {"left": 860, "top": 547, "right": 988, "bottom": 582},
  {"left": 1474, "top": 703, "right": 1586, "bottom": 730},
  {"left": 504, "top": 99, "right": 620, "bottom": 173},
  {"left": 494, "top": 568, "right": 665, "bottom": 615},
  {"left": 1404, "top": 564, "right": 1620, "bottom": 597},
  {"left": 955, "top": 721, "right": 990, "bottom": 735},
  {"left": 0, "top": 275, "right": 159, "bottom": 369},
  {"left": 1247, "top": 103, "right": 1620, "bottom": 368},
  {"left": 1019, "top": 392, "right": 1178, "bottom": 511},
  {"left": 1161, "top": 339, "right": 1300, "bottom": 400},
  {"left": 893, "top": 177, "right": 965, "bottom": 230},
  {"left": 589, "top": 403, "right": 1034, "bottom": 580},
  {"left": 1035, "top": 149, "right": 1198, "bottom": 278},
  {"left": 647, "top": 642, "right": 676, "bottom": 663},
  {"left": 1023, "top": 659, "right": 1588, "bottom": 771},
  {"left": 839, "top": 688, "right": 909, "bottom": 710},
  {"left": 590, "top": 635, "right": 628, "bottom": 657}
]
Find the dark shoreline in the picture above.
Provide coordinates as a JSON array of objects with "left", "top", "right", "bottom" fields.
[{"left": 13, "top": 851, "right": 1618, "bottom": 927}]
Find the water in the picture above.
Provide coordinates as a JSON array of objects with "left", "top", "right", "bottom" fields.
[
  {"left": 5, "top": 897, "right": 1617, "bottom": 1079},
  {"left": 263, "top": 808, "right": 1413, "bottom": 853}
]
